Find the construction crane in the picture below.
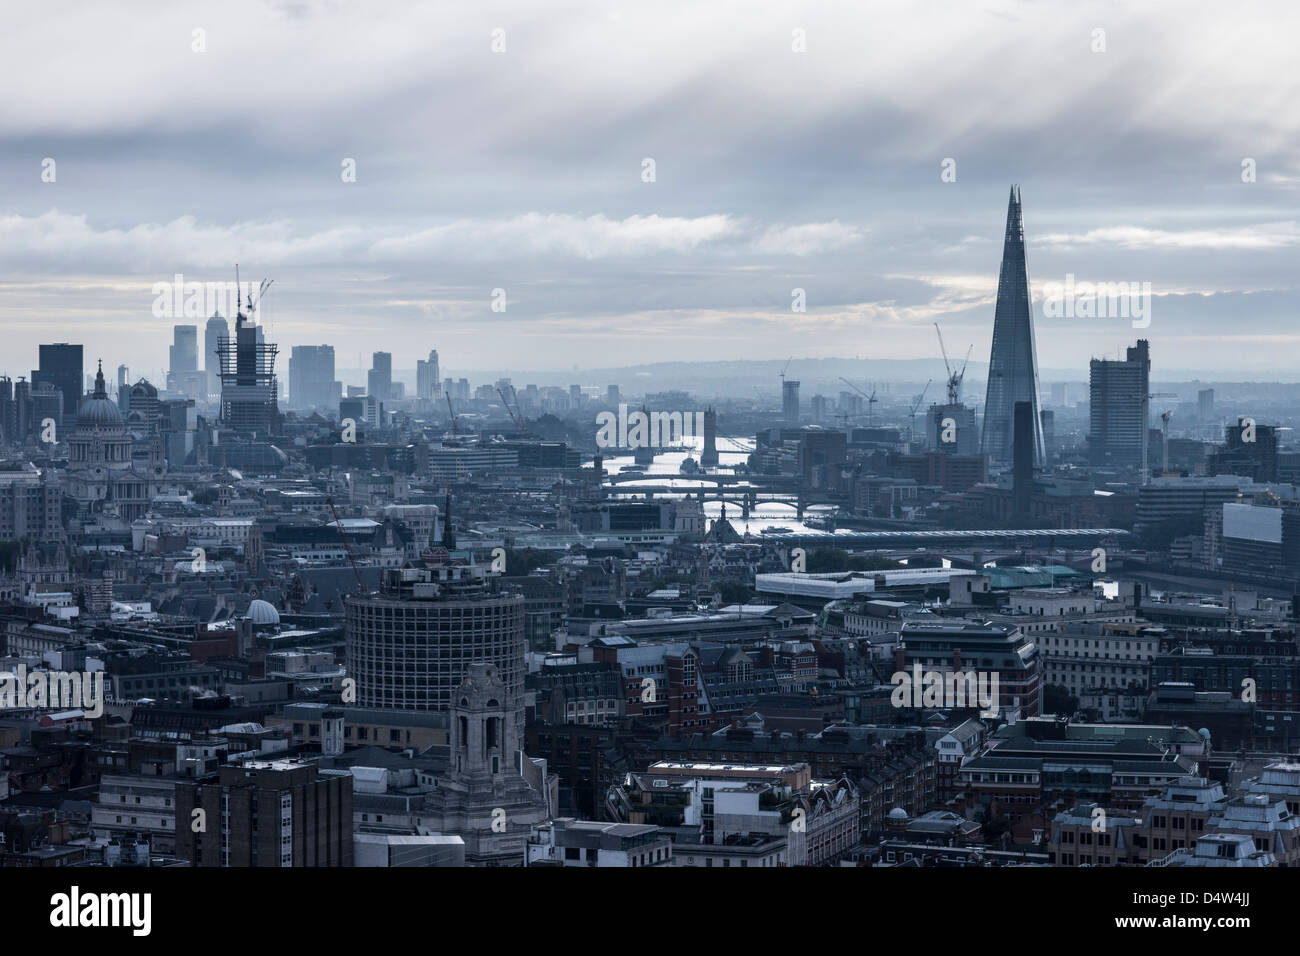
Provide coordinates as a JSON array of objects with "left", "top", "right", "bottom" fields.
[
  {"left": 496, "top": 386, "right": 525, "bottom": 431},
  {"left": 779, "top": 357, "right": 792, "bottom": 385},
  {"left": 326, "top": 497, "right": 366, "bottom": 594},
  {"left": 908, "top": 379, "right": 933, "bottom": 441},
  {"left": 233, "top": 264, "right": 273, "bottom": 319},
  {"left": 445, "top": 393, "right": 459, "bottom": 436},
  {"left": 934, "top": 322, "right": 972, "bottom": 406},
  {"left": 1142, "top": 392, "right": 1178, "bottom": 484},
  {"left": 838, "top": 377, "right": 877, "bottom": 425}
]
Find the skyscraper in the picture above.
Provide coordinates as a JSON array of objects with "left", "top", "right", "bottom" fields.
[
  {"left": 170, "top": 325, "right": 198, "bottom": 373},
  {"left": 782, "top": 380, "right": 800, "bottom": 424},
  {"left": 981, "top": 187, "right": 1044, "bottom": 466},
  {"left": 288, "top": 345, "right": 340, "bottom": 410},
  {"left": 215, "top": 308, "right": 279, "bottom": 434},
  {"left": 368, "top": 351, "right": 392, "bottom": 401},
  {"left": 33, "top": 343, "right": 83, "bottom": 428},
  {"left": 1088, "top": 339, "right": 1150, "bottom": 468},
  {"left": 416, "top": 349, "right": 440, "bottom": 400},
  {"left": 205, "top": 312, "right": 228, "bottom": 397}
]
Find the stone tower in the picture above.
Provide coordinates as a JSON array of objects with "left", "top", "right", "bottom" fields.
[{"left": 418, "top": 663, "right": 552, "bottom": 865}]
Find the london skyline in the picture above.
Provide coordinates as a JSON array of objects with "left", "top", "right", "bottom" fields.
[{"left": 1, "top": 0, "right": 1298, "bottom": 376}]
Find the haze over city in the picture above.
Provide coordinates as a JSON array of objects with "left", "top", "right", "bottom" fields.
[{"left": 2, "top": 0, "right": 1299, "bottom": 378}]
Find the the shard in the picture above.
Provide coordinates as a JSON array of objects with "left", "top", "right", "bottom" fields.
[{"left": 981, "top": 185, "right": 1044, "bottom": 466}]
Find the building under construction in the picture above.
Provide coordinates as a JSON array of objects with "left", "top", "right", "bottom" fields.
[{"left": 216, "top": 279, "right": 279, "bottom": 435}]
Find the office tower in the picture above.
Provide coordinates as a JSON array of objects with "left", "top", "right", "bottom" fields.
[
  {"left": 167, "top": 325, "right": 204, "bottom": 396},
  {"left": 288, "top": 345, "right": 340, "bottom": 410},
  {"left": 1040, "top": 409, "right": 1055, "bottom": 462},
  {"left": 175, "top": 758, "right": 353, "bottom": 867},
  {"left": 416, "top": 349, "right": 440, "bottom": 399},
  {"left": 1050, "top": 382, "right": 1069, "bottom": 406},
  {"left": 981, "top": 187, "right": 1044, "bottom": 466},
  {"left": 204, "top": 311, "right": 228, "bottom": 396},
  {"left": 345, "top": 565, "right": 525, "bottom": 725},
  {"left": 170, "top": 325, "right": 198, "bottom": 373},
  {"left": 1209, "top": 419, "right": 1279, "bottom": 483},
  {"left": 1013, "top": 401, "right": 1034, "bottom": 520},
  {"left": 1088, "top": 340, "right": 1150, "bottom": 468},
  {"left": 30, "top": 383, "right": 62, "bottom": 438},
  {"left": 1198, "top": 388, "right": 1215, "bottom": 421},
  {"left": 700, "top": 407, "right": 719, "bottom": 467},
  {"left": 33, "top": 343, "right": 83, "bottom": 428},
  {"left": 927, "top": 403, "right": 979, "bottom": 455},
  {"left": 116, "top": 365, "right": 129, "bottom": 388},
  {"left": 606, "top": 384, "right": 620, "bottom": 406},
  {"left": 810, "top": 394, "right": 828, "bottom": 423},
  {"left": 569, "top": 384, "right": 583, "bottom": 408},
  {"left": 368, "top": 351, "right": 392, "bottom": 402},
  {"left": 215, "top": 308, "right": 279, "bottom": 434},
  {"left": 782, "top": 380, "right": 800, "bottom": 423}
]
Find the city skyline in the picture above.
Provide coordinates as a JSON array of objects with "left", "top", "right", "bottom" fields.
[{"left": 2, "top": 0, "right": 1298, "bottom": 376}]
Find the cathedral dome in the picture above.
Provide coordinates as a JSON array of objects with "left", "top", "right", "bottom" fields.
[{"left": 76, "top": 362, "right": 124, "bottom": 430}]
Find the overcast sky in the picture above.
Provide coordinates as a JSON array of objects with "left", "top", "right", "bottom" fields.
[{"left": 1, "top": 0, "right": 1298, "bottom": 383}]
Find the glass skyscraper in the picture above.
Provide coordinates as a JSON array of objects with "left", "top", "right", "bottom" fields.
[{"left": 981, "top": 186, "right": 1045, "bottom": 466}]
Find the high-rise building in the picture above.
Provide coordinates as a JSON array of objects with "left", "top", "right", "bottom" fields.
[
  {"left": 1040, "top": 408, "right": 1055, "bottom": 462},
  {"left": 927, "top": 403, "right": 979, "bottom": 455},
  {"left": 782, "top": 380, "right": 800, "bottom": 423},
  {"left": 345, "top": 563, "right": 526, "bottom": 726},
  {"left": 167, "top": 325, "right": 204, "bottom": 396},
  {"left": 215, "top": 309, "right": 279, "bottom": 434},
  {"left": 606, "top": 385, "right": 620, "bottom": 406},
  {"left": 33, "top": 343, "right": 83, "bottom": 428},
  {"left": 170, "top": 325, "right": 198, "bottom": 373},
  {"left": 288, "top": 345, "right": 340, "bottom": 410},
  {"left": 981, "top": 187, "right": 1044, "bottom": 466},
  {"left": 416, "top": 349, "right": 440, "bottom": 400},
  {"left": 809, "top": 394, "right": 828, "bottom": 423},
  {"left": 1088, "top": 340, "right": 1150, "bottom": 468},
  {"left": 1198, "top": 388, "right": 1216, "bottom": 421},
  {"left": 368, "top": 351, "right": 392, "bottom": 402},
  {"left": 203, "top": 312, "right": 228, "bottom": 399},
  {"left": 1209, "top": 418, "right": 1279, "bottom": 483}
]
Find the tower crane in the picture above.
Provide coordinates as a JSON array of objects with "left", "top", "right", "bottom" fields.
[
  {"left": 496, "top": 386, "right": 526, "bottom": 431},
  {"left": 908, "top": 379, "right": 933, "bottom": 441},
  {"left": 326, "top": 497, "right": 366, "bottom": 594},
  {"left": 445, "top": 393, "right": 459, "bottom": 436},
  {"left": 934, "top": 322, "right": 972, "bottom": 406},
  {"left": 838, "top": 377, "right": 878, "bottom": 425}
]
